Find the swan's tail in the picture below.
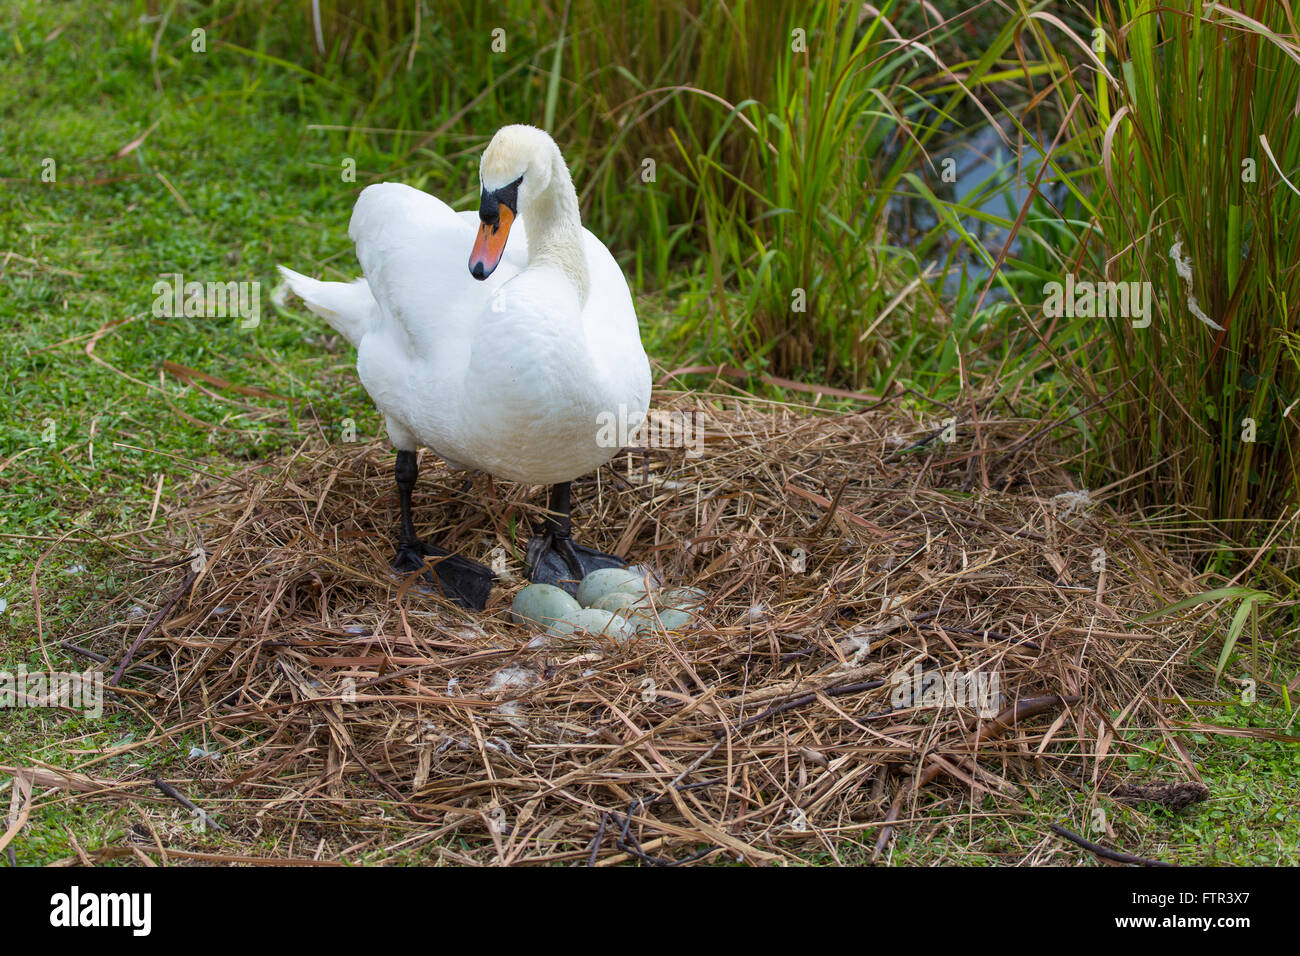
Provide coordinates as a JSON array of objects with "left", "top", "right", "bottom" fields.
[{"left": 277, "top": 266, "right": 376, "bottom": 348}]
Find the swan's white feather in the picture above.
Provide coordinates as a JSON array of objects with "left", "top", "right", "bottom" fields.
[
  {"left": 276, "top": 267, "right": 377, "bottom": 348},
  {"left": 282, "top": 142, "right": 650, "bottom": 487}
]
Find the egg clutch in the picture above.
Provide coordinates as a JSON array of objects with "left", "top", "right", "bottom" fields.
[{"left": 511, "top": 567, "right": 705, "bottom": 644}]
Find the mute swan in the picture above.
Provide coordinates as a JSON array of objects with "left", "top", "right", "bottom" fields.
[{"left": 280, "top": 124, "right": 651, "bottom": 609}]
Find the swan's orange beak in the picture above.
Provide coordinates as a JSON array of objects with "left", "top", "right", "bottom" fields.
[{"left": 469, "top": 205, "right": 514, "bottom": 280}]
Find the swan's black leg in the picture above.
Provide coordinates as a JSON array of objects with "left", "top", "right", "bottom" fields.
[
  {"left": 391, "top": 450, "right": 495, "bottom": 610},
  {"left": 394, "top": 450, "right": 422, "bottom": 553},
  {"left": 525, "top": 481, "right": 625, "bottom": 594}
]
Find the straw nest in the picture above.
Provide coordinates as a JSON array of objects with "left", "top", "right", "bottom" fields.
[{"left": 93, "top": 389, "right": 1212, "bottom": 864}]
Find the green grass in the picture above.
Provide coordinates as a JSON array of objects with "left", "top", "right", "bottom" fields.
[
  {"left": 1, "top": 0, "right": 1298, "bottom": 865},
  {"left": 0, "top": 1, "right": 463, "bottom": 862},
  {"left": 997, "top": 0, "right": 1300, "bottom": 529}
]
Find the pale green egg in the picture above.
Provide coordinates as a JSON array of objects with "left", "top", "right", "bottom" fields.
[
  {"left": 511, "top": 583, "right": 581, "bottom": 628},
  {"left": 575, "top": 568, "right": 645, "bottom": 608},
  {"left": 656, "top": 607, "right": 695, "bottom": 630},
  {"left": 544, "top": 618, "right": 578, "bottom": 637},
  {"left": 560, "top": 607, "right": 638, "bottom": 643},
  {"left": 591, "top": 590, "right": 652, "bottom": 616},
  {"left": 629, "top": 586, "right": 702, "bottom": 634},
  {"left": 630, "top": 606, "right": 694, "bottom": 636}
]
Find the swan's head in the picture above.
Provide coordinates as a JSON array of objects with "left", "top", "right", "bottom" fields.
[{"left": 469, "top": 125, "right": 557, "bottom": 280}]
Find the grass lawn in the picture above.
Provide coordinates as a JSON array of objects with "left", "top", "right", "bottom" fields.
[{"left": 1, "top": 1, "right": 1297, "bottom": 866}]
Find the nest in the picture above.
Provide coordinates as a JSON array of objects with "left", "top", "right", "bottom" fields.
[{"left": 86, "top": 390, "right": 1212, "bottom": 864}]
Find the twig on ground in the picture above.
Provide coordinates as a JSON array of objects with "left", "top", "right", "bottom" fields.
[
  {"left": 153, "top": 777, "right": 223, "bottom": 832},
  {"left": 1049, "top": 824, "right": 1174, "bottom": 867},
  {"left": 111, "top": 569, "right": 197, "bottom": 685}
]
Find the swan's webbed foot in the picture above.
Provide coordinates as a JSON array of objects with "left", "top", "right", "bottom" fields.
[
  {"left": 525, "top": 532, "right": 624, "bottom": 595},
  {"left": 524, "top": 481, "right": 625, "bottom": 594},
  {"left": 391, "top": 449, "right": 494, "bottom": 610},
  {"left": 393, "top": 540, "right": 495, "bottom": 610}
]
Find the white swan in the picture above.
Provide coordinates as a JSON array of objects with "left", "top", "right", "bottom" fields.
[{"left": 280, "top": 125, "right": 651, "bottom": 608}]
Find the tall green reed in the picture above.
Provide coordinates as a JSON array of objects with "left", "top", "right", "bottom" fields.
[{"left": 1011, "top": 0, "right": 1300, "bottom": 529}]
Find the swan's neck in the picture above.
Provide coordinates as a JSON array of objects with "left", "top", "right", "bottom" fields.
[{"left": 523, "top": 152, "right": 590, "bottom": 304}]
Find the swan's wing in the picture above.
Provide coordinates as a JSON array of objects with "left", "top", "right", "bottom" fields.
[
  {"left": 579, "top": 230, "right": 652, "bottom": 414},
  {"left": 277, "top": 267, "right": 377, "bottom": 348},
  {"left": 348, "top": 183, "right": 528, "bottom": 353}
]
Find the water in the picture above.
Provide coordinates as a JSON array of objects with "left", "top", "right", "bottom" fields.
[{"left": 892, "top": 121, "right": 1065, "bottom": 296}]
